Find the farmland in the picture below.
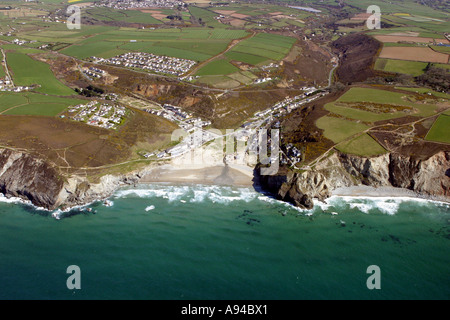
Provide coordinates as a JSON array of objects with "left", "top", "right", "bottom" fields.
[
  {"left": 336, "top": 133, "right": 387, "bottom": 156},
  {"left": 373, "top": 35, "right": 449, "bottom": 44},
  {"left": 375, "top": 59, "right": 428, "bottom": 77},
  {"left": 379, "top": 47, "right": 449, "bottom": 63},
  {"left": 60, "top": 28, "right": 249, "bottom": 62},
  {"left": 315, "top": 86, "right": 448, "bottom": 156},
  {"left": 195, "top": 59, "right": 239, "bottom": 76},
  {"left": 315, "top": 116, "right": 370, "bottom": 144},
  {"left": 228, "top": 33, "right": 296, "bottom": 62},
  {"left": 325, "top": 87, "right": 442, "bottom": 119},
  {"left": 194, "top": 3, "right": 311, "bottom": 29},
  {"left": 426, "top": 115, "right": 450, "bottom": 144},
  {"left": 6, "top": 51, "right": 75, "bottom": 96},
  {"left": 85, "top": 7, "right": 164, "bottom": 25},
  {"left": 0, "top": 92, "right": 85, "bottom": 116}
]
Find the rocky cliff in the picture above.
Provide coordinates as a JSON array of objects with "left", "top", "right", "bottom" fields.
[
  {"left": 258, "top": 151, "right": 450, "bottom": 209},
  {"left": 56, "top": 173, "right": 140, "bottom": 210},
  {"left": 0, "top": 148, "right": 141, "bottom": 210},
  {"left": 0, "top": 148, "right": 63, "bottom": 209},
  {"left": 1, "top": 147, "right": 449, "bottom": 211}
]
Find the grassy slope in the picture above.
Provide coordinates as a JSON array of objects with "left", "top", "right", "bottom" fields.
[
  {"left": 375, "top": 58, "right": 428, "bottom": 76},
  {"left": 336, "top": 133, "right": 387, "bottom": 156},
  {"left": 6, "top": 52, "right": 75, "bottom": 96},
  {"left": 316, "top": 116, "right": 370, "bottom": 143},
  {"left": 0, "top": 92, "right": 85, "bottom": 116},
  {"left": 425, "top": 115, "right": 450, "bottom": 143}
]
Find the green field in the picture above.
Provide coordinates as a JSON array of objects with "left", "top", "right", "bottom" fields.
[
  {"left": 338, "top": 88, "right": 439, "bottom": 111},
  {"left": 431, "top": 46, "right": 450, "bottom": 54},
  {"left": 59, "top": 28, "right": 248, "bottom": 62},
  {"left": 228, "top": 71, "right": 256, "bottom": 85},
  {"left": 336, "top": 133, "right": 387, "bottom": 156},
  {"left": 195, "top": 59, "right": 239, "bottom": 76},
  {"left": 85, "top": 7, "right": 163, "bottom": 25},
  {"left": 375, "top": 58, "right": 428, "bottom": 77},
  {"left": 6, "top": 51, "right": 75, "bottom": 96},
  {"left": 227, "top": 33, "right": 296, "bottom": 64},
  {"left": 194, "top": 32, "right": 295, "bottom": 85},
  {"left": 189, "top": 6, "right": 225, "bottom": 28},
  {"left": 344, "top": 0, "right": 449, "bottom": 18},
  {"left": 61, "top": 40, "right": 129, "bottom": 59},
  {"left": 316, "top": 86, "right": 448, "bottom": 154},
  {"left": 324, "top": 103, "right": 413, "bottom": 123},
  {"left": 316, "top": 116, "right": 370, "bottom": 143},
  {"left": 324, "top": 87, "right": 441, "bottom": 124},
  {"left": 425, "top": 115, "right": 450, "bottom": 144},
  {"left": 395, "top": 86, "right": 450, "bottom": 99},
  {"left": 225, "top": 51, "right": 269, "bottom": 65},
  {"left": 0, "top": 92, "right": 85, "bottom": 116},
  {"left": 195, "top": 75, "right": 241, "bottom": 89},
  {"left": 120, "top": 42, "right": 212, "bottom": 62},
  {"left": 0, "top": 93, "right": 29, "bottom": 113}
]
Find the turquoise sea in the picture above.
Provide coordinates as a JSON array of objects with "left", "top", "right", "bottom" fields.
[{"left": 0, "top": 184, "right": 449, "bottom": 300}]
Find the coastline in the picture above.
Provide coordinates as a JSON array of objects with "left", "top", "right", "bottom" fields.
[
  {"left": 1, "top": 148, "right": 448, "bottom": 212},
  {"left": 139, "top": 163, "right": 449, "bottom": 205},
  {"left": 2, "top": 167, "right": 448, "bottom": 213},
  {"left": 331, "top": 185, "right": 450, "bottom": 204}
]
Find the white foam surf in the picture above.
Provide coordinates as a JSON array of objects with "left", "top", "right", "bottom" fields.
[
  {"left": 3, "top": 184, "right": 447, "bottom": 219},
  {"left": 111, "top": 184, "right": 450, "bottom": 216}
]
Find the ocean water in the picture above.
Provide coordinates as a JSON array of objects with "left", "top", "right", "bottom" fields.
[{"left": 0, "top": 184, "right": 449, "bottom": 300}]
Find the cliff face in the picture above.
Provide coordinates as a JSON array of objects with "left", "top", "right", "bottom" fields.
[
  {"left": 258, "top": 151, "right": 450, "bottom": 209},
  {"left": 1, "top": 148, "right": 449, "bottom": 211},
  {"left": 0, "top": 148, "right": 141, "bottom": 210},
  {"left": 0, "top": 149, "right": 63, "bottom": 209},
  {"left": 56, "top": 174, "right": 140, "bottom": 210}
]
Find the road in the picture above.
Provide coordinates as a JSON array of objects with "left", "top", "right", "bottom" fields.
[
  {"left": 328, "top": 62, "right": 338, "bottom": 88},
  {"left": 1, "top": 48, "right": 14, "bottom": 87}
]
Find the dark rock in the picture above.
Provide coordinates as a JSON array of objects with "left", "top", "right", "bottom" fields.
[{"left": 0, "top": 149, "right": 63, "bottom": 210}]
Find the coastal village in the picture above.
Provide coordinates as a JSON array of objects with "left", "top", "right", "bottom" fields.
[
  {"left": 67, "top": 100, "right": 127, "bottom": 130},
  {"left": 82, "top": 66, "right": 106, "bottom": 80},
  {"left": 143, "top": 85, "right": 325, "bottom": 164},
  {"left": 92, "top": 52, "right": 196, "bottom": 77},
  {"left": 142, "top": 103, "right": 214, "bottom": 159},
  {"left": 94, "top": 0, "right": 185, "bottom": 10}
]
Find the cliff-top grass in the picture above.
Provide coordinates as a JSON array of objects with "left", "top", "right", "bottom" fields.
[
  {"left": 336, "top": 133, "right": 387, "bottom": 157},
  {"left": 425, "top": 114, "right": 450, "bottom": 144}
]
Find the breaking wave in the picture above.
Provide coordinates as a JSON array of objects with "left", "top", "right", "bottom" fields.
[
  {"left": 2, "top": 184, "right": 448, "bottom": 219},
  {"left": 112, "top": 184, "right": 449, "bottom": 216}
]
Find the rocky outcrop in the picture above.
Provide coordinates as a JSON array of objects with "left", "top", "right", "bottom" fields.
[
  {"left": 1, "top": 147, "right": 449, "bottom": 211},
  {"left": 258, "top": 151, "right": 450, "bottom": 209},
  {"left": 0, "top": 149, "right": 63, "bottom": 209},
  {"left": 56, "top": 174, "right": 140, "bottom": 210},
  {"left": 0, "top": 148, "right": 144, "bottom": 210}
]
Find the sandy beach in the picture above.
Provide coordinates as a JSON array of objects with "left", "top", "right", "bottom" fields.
[
  {"left": 140, "top": 163, "right": 256, "bottom": 187},
  {"left": 140, "top": 142, "right": 258, "bottom": 187},
  {"left": 332, "top": 185, "right": 449, "bottom": 203},
  {"left": 140, "top": 164, "right": 449, "bottom": 203},
  {"left": 138, "top": 145, "right": 449, "bottom": 203}
]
